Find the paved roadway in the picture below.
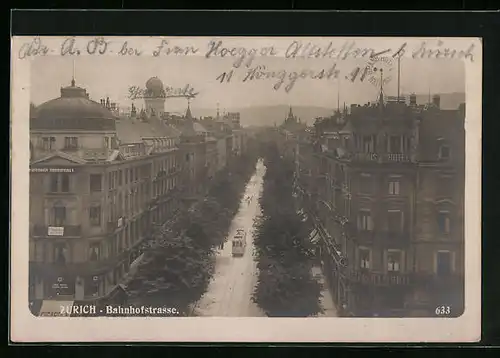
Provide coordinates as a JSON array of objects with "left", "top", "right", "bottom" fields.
[
  {"left": 192, "top": 159, "right": 266, "bottom": 317},
  {"left": 192, "top": 158, "right": 338, "bottom": 317}
]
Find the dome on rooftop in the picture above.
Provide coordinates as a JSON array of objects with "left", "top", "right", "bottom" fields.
[
  {"left": 30, "top": 80, "right": 116, "bottom": 131},
  {"left": 145, "top": 77, "right": 164, "bottom": 97}
]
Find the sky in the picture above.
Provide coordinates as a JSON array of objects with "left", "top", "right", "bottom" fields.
[{"left": 30, "top": 48, "right": 465, "bottom": 114}]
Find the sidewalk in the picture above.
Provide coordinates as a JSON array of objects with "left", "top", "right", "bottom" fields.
[{"left": 311, "top": 265, "right": 338, "bottom": 317}]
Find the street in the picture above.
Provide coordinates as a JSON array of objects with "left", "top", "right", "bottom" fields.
[{"left": 191, "top": 159, "right": 266, "bottom": 317}]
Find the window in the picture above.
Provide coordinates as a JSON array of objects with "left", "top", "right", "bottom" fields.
[
  {"left": 362, "top": 135, "right": 374, "bottom": 153},
  {"left": 359, "top": 248, "right": 370, "bottom": 269},
  {"left": 89, "top": 205, "right": 101, "bottom": 226},
  {"left": 387, "top": 250, "right": 402, "bottom": 272},
  {"left": 50, "top": 173, "right": 59, "bottom": 192},
  {"left": 387, "top": 210, "right": 403, "bottom": 232},
  {"left": 359, "top": 174, "right": 373, "bottom": 194},
  {"left": 358, "top": 210, "right": 373, "bottom": 231},
  {"left": 389, "top": 135, "right": 402, "bottom": 153},
  {"left": 88, "top": 243, "right": 100, "bottom": 261},
  {"left": 84, "top": 275, "right": 100, "bottom": 298},
  {"left": 42, "top": 137, "right": 55, "bottom": 151},
  {"left": 437, "top": 211, "right": 451, "bottom": 234},
  {"left": 129, "top": 168, "right": 133, "bottom": 183},
  {"left": 118, "top": 170, "right": 122, "bottom": 186},
  {"left": 64, "top": 137, "right": 78, "bottom": 149},
  {"left": 438, "top": 144, "right": 450, "bottom": 160},
  {"left": 61, "top": 174, "right": 70, "bottom": 192},
  {"left": 125, "top": 169, "right": 129, "bottom": 184},
  {"left": 53, "top": 206, "right": 66, "bottom": 226},
  {"left": 436, "top": 251, "right": 452, "bottom": 276},
  {"left": 90, "top": 174, "right": 102, "bottom": 192},
  {"left": 54, "top": 243, "right": 67, "bottom": 264},
  {"left": 388, "top": 178, "right": 400, "bottom": 195},
  {"left": 49, "top": 173, "right": 70, "bottom": 192}
]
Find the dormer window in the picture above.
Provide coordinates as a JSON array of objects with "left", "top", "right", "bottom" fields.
[{"left": 64, "top": 137, "right": 78, "bottom": 150}]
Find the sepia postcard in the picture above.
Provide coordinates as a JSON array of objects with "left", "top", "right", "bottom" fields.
[{"left": 10, "top": 36, "right": 482, "bottom": 342}]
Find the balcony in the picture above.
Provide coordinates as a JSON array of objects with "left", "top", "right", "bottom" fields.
[
  {"left": 351, "top": 152, "right": 379, "bottom": 162},
  {"left": 339, "top": 151, "right": 415, "bottom": 164},
  {"left": 352, "top": 230, "right": 410, "bottom": 248},
  {"left": 383, "top": 153, "right": 411, "bottom": 163},
  {"left": 30, "top": 250, "right": 132, "bottom": 277},
  {"left": 32, "top": 224, "right": 81, "bottom": 238},
  {"left": 349, "top": 269, "right": 412, "bottom": 286}
]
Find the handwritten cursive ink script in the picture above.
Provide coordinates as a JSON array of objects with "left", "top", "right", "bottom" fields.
[
  {"left": 412, "top": 41, "right": 475, "bottom": 62},
  {"left": 205, "top": 40, "right": 278, "bottom": 68},
  {"left": 18, "top": 37, "right": 50, "bottom": 59},
  {"left": 128, "top": 84, "right": 199, "bottom": 100},
  {"left": 241, "top": 63, "right": 340, "bottom": 93},
  {"left": 153, "top": 40, "right": 199, "bottom": 57}
]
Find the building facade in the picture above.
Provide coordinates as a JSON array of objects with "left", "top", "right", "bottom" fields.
[
  {"left": 29, "top": 79, "right": 182, "bottom": 305},
  {"left": 289, "top": 93, "right": 465, "bottom": 317}
]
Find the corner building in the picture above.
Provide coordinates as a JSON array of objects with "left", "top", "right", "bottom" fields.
[
  {"left": 292, "top": 93, "right": 465, "bottom": 317},
  {"left": 29, "top": 80, "right": 182, "bottom": 305}
]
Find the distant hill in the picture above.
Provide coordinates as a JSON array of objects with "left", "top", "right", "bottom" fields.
[
  {"left": 411, "top": 92, "right": 465, "bottom": 110},
  {"left": 192, "top": 105, "right": 334, "bottom": 127},
  {"left": 193, "top": 92, "right": 466, "bottom": 128}
]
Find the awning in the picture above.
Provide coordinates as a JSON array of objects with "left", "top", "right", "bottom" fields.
[
  {"left": 308, "top": 229, "right": 320, "bottom": 244},
  {"left": 38, "top": 300, "right": 74, "bottom": 317}
]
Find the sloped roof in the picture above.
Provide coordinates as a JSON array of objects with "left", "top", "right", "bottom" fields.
[
  {"left": 115, "top": 119, "right": 151, "bottom": 144},
  {"left": 31, "top": 151, "right": 87, "bottom": 165},
  {"left": 115, "top": 116, "right": 179, "bottom": 144}
]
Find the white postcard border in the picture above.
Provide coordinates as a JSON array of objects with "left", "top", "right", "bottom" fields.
[{"left": 10, "top": 36, "right": 482, "bottom": 343}]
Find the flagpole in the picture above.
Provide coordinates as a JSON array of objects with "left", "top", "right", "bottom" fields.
[{"left": 397, "top": 55, "right": 401, "bottom": 103}]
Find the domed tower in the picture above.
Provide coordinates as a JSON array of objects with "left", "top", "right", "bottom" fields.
[{"left": 144, "top": 76, "right": 166, "bottom": 116}]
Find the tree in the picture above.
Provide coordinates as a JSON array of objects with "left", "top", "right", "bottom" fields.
[
  {"left": 252, "top": 144, "right": 322, "bottom": 317},
  {"left": 125, "top": 149, "right": 259, "bottom": 312},
  {"left": 126, "top": 226, "right": 215, "bottom": 313}
]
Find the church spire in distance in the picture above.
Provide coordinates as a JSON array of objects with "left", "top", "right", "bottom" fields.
[
  {"left": 185, "top": 98, "right": 193, "bottom": 120},
  {"left": 71, "top": 59, "right": 76, "bottom": 87}
]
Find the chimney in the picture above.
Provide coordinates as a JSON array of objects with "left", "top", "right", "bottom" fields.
[
  {"left": 409, "top": 93, "right": 417, "bottom": 106},
  {"left": 432, "top": 94, "right": 441, "bottom": 108}
]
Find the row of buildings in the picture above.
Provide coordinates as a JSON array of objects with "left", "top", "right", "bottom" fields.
[
  {"left": 276, "top": 91, "right": 465, "bottom": 317},
  {"left": 28, "top": 76, "right": 249, "bottom": 309}
]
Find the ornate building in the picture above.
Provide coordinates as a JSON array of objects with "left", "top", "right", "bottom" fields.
[
  {"left": 29, "top": 78, "right": 181, "bottom": 311},
  {"left": 291, "top": 93, "right": 465, "bottom": 317}
]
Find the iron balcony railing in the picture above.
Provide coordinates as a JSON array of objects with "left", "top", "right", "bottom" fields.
[{"left": 348, "top": 269, "right": 412, "bottom": 286}]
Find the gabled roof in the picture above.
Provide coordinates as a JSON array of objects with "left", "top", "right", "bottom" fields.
[{"left": 31, "top": 151, "right": 87, "bottom": 165}]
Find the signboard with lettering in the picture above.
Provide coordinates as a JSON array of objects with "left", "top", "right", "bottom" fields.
[
  {"left": 30, "top": 168, "right": 75, "bottom": 173},
  {"left": 51, "top": 276, "right": 75, "bottom": 297},
  {"left": 48, "top": 226, "right": 64, "bottom": 236}
]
